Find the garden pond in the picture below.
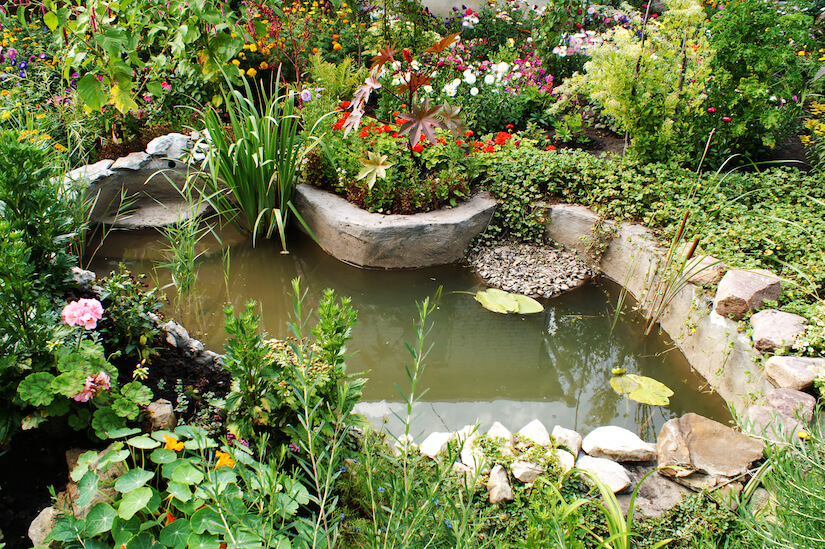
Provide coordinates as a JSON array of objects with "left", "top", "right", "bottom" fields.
[{"left": 90, "top": 228, "right": 730, "bottom": 441}]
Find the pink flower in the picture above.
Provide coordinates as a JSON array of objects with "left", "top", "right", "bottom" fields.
[
  {"left": 61, "top": 299, "right": 104, "bottom": 330},
  {"left": 71, "top": 371, "right": 112, "bottom": 402},
  {"left": 707, "top": 107, "right": 716, "bottom": 113},
  {"left": 722, "top": 116, "right": 731, "bottom": 122},
  {"left": 161, "top": 81, "right": 172, "bottom": 90}
]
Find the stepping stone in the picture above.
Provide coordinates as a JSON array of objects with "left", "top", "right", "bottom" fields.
[
  {"left": 714, "top": 269, "right": 781, "bottom": 321},
  {"left": 750, "top": 310, "right": 806, "bottom": 353}
]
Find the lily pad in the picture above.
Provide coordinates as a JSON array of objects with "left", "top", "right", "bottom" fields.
[
  {"left": 474, "top": 288, "right": 544, "bottom": 315},
  {"left": 610, "top": 374, "right": 674, "bottom": 406}
]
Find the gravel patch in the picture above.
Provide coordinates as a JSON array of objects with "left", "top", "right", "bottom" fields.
[{"left": 469, "top": 243, "right": 591, "bottom": 298}]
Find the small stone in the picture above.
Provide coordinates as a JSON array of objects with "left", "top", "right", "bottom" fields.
[
  {"left": 582, "top": 426, "right": 656, "bottom": 462},
  {"left": 29, "top": 506, "right": 58, "bottom": 547},
  {"left": 487, "top": 464, "right": 514, "bottom": 504},
  {"left": 766, "top": 388, "right": 816, "bottom": 423},
  {"left": 488, "top": 421, "right": 514, "bottom": 445},
  {"left": 750, "top": 310, "right": 806, "bottom": 353},
  {"left": 575, "top": 455, "right": 632, "bottom": 493},
  {"left": 518, "top": 419, "right": 552, "bottom": 447},
  {"left": 147, "top": 399, "right": 177, "bottom": 430},
  {"left": 65, "top": 159, "right": 115, "bottom": 185},
  {"left": 552, "top": 425, "right": 582, "bottom": 456},
  {"left": 70, "top": 267, "right": 96, "bottom": 287},
  {"left": 511, "top": 461, "right": 546, "bottom": 483},
  {"left": 685, "top": 255, "right": 726, "bottom": 285},
  {"left": 419, "top": 432, "right": 454, "bottom": 459},
  {"left": 713, "top": 269, "right": 781, "bottom": 321},
  {"left": 549, "top": 448, "right": 576, "bottom": 473},
  {"left": 764, "top": 356, "right": 822, "bottom": 391}
]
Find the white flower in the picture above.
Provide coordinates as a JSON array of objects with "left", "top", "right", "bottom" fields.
[
  {"left": 495, "top": 62, "right": 509, "bottom": 75},
  {"left": 446, "top": 86, "right": 457, "bottom": 97},
  {"left": 470, "top": 87, "right": 479, "bottom": 96},
  {"left": 484, "top": 74, "right": 495, "bottom": 85},
  {"left": 451, "top": 78, "right": 461, "bottom": 88},
  {"left": 410, "top": 60, "right": 420, "bottom": 71},
  {"left": 423, "top": 85, "right": 433, "bottom": 94},
  {"left": 463, "top": 69, "right": 477, "bottom": 85}
]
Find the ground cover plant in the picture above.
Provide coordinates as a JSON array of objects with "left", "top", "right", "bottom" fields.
[{"left": 3, "top": 0, "right": 825, "bottom": 547}]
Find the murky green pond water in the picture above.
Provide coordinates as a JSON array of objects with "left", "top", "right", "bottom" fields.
[{"left": 90, "top": 228, "right": 730, "bottom": 442}]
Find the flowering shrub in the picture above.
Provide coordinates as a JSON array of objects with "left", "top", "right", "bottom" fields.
[{"left": 61, "top": 298, "right": 104, "bottom": 330}]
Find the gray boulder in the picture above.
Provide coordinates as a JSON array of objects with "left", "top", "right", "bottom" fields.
[
  {"left": 146, "top": 132, "right": 191, "bottom": 159},
  {"left": 685, "top": 254, "right": 726, "bottom": 285},
  {"left": 582, "top": 425, "right": 656, "bottom": 462},
  {"left": 713, "top": 270, "right": 781, "bottom": 321},
  {"left": 750, "top": 310, "right": 806, "bottom": 353},
  {"left": 764, "top": 356, "right": 822, "bottom": 391},
  {"left": 745, "top": 405, "right": 804, "bottom": 444}
]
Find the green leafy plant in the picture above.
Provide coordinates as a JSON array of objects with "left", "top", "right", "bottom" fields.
[
  {"left": 46, "top": 427, "right": 313, "bottom": 549},
  {"left": 201, "top": 71, "right": 322, "bottom": 249}
]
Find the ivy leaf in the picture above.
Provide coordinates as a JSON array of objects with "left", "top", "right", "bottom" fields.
[
  {"left": 356, "top": 152, "right": 394, "bottom": 190},
  {"left": 18, "top": 372, "right": 56, "bottom": 407},
  {"left": 424, "top": 33, "right": 461, "bottom": 54},
  {"left": 397, "top": 98, "right": 443, "bottom": 146},
  {"left": 610, "top": 374, "right": 674, "bottom": 406},
  {"left": 370, "top": 44, "right": 398, "bottom": 70},
  {"left": 77, "top": 74, "right": 108, "bottom": 112}
]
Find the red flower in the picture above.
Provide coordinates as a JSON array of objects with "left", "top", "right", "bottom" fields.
[
  {"left": 340, "top": 100, "right": 351, "bottom": 109},
  {"left": 436, "top": 138, "right": 446, "bottom": 145},
  {"left": 722, "top": 116, "right": 732, "bottom": 122},
  {"left": 494, "top": 132, "right": 512, "bottom": 146},
  {"left": 707, "top": 107, "right": 716, "bottom": 113},
  {"left": 412, "top": 143, "right": 424, "bottom": 153},
  {"left": 465, "top": 130, "right": 473, "bottom": 137},
  {"left": 506, "top": 124, "right": 514, "bottom": 129},
  {"left": 403, "top": 48, "right": 413, "bottom": 64},
  {"left": 166, "top": 513, "right": 176, "bottom": 526},
  {"left": 545, "top": 145, "right": 557, "bottom": 151},
  {"left": 482, "top": 145, "right": 496, "bottom": 153}
]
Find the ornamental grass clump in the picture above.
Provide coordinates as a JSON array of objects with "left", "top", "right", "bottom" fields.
[{"left": 201, "top": 70, "right": 323, "bottom": 250}]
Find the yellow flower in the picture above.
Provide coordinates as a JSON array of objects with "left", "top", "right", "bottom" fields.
[
  {"left": 246, "top": 68, "right": 257, "bottom": 77},
  {"left": 798, "top": 430, "right": 811, "bottom": 441},
  {"left": 1, "top": 111, "right": 10, "bottom": 122},
  {"left": 232, "top": 59, "right": 241, "bottom": 66},
  {"left": 259, "top": 61, "right": 269, "bottom": 70},
  {"left": 163, "top": 435, "right": 185, "bottom": 451},
  {"left": 215, "top": 450, "right": 235, "bottom": 469}
]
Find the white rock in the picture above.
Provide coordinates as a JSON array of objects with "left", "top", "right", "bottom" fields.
[
  {"left": 111, "top": 151, "right": 150, "bottom": 171},
  {"left": 65, "top": 159, "right": 115, "bottom": 185},
  {"left": 488, "top": 421, "right": 513, "bottom": 443},
  {"left": 459, "top": 431, "right": 484, "bottom": 471},
  {"left": 750, "top": 310, "right": 806, "bottom": 353},
  {"left": 549, "top": 448, "right": 576, "bottom": 473},
  {"left": 582, "top": 426, "right": 656, "bottom": 462},
  {"left": 146, "top": 132, "right": 191, "bottom": 159},
  {"left": 419, "top": 432, "right": 454, "bottom": 459},
  {"left": 70, "top": 267, "right": 96, "bottom": 286},
  {"left": 393, "top": 435, "right": 417, "bottom": 457},
  {"left": 28, "top": 506, "right": 58, "bottom": 547},
  {"left": 518, "top": 419, "right": 551, "bottom": 447},
  {"left": 511, "top": 461, "right": 546, "bottom": 483},
  {"left": 575, "top": 455, "right": 631, "bottom": 493},
  {"left": 487, "top": 464, "right": 514, "bottom": 503},
  {"left": 552, "top": 425, "right": 582, "bottom": 456}
]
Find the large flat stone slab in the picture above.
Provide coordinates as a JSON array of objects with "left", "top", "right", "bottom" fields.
[
  {"left": 294, "top": 184, "right": 496, "bottom": 269},
  {"left": 582, "top": 426, "right": 656, "bottom": 462}
]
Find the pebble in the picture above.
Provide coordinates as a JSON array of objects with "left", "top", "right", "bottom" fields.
[{"left": 468, "top": 243, "right": 591, "bottom": 298}]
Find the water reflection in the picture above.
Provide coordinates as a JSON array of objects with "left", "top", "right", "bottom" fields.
[{"left": 90, "top": 228, "right": 730, "bottom": 441}]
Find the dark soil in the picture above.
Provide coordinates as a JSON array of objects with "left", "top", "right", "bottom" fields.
[
  {"left": 0, "top": 340, "right": 230, "bottom": 549},
  {"left": 97, "top": 123, "right": 175, "bottom": 161}
]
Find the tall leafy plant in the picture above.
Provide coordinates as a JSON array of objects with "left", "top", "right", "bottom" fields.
[{"left": 201, "top": 71, "right": 320, "bottom": 249}]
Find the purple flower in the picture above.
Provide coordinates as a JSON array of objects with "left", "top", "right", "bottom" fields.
[
  {"left": 300, "top": 89, "right": 312, "bottom": 102},
  {"left": 0, "top": 55, "right": 4, "bottom": 63},
  {"left": 71, "top": 71, "right": 79, "bottom": 78},
  {"left": 18, "top": 61, "right": 27, "bottom": 70},
  {"left": 18, "top": 70, "right": 26, "bottom": 78},
  {"left": 38, "top": 53, "right": 47, "bottom": 60},
  {"left": 7, "top": 48, "right": 16, "bottom": 60}
]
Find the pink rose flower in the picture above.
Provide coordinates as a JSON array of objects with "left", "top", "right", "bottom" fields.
[{"left": 61, "top": 298, "right": 104, "bottom": 330}]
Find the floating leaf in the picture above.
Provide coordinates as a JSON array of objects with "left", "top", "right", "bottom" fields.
[
  {"left": 610, "top": 374, "right": 674, "bottom": 406},
  {"left": 474, "top": 288, "right": 544, "bottom": 315}
]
